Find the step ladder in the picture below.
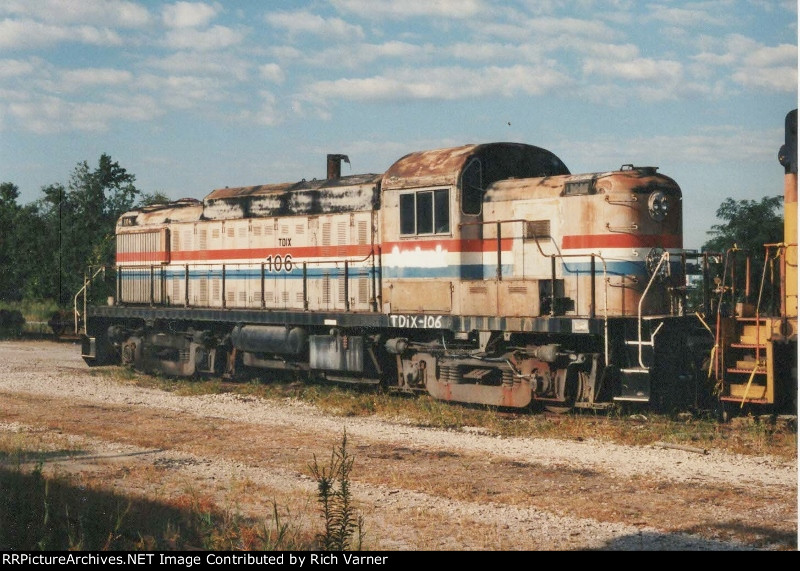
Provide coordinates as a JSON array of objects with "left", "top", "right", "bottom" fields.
[
  {"left": 614, "top": 321, "right": 663, "bottom": 404},
  {"left": 719, "top": 317, "right": 778, "bottom": 406}
]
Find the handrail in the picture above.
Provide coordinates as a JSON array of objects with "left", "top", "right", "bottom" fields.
[
  {"left": 711, "top": 242, "right": 795, "bottom": 404},
  {"left": 460, "top": 217, "right": 611, "bottom": 367},
  {"left": 117, "top": 250, "right": 377, "bottom": 271},
  {"left": 712, "top": 246, "right": 736, "bottom": 379},
  {"left": 74, "top": 266, "right": 106, "bottom": 335},
  {"left": 636, "top": 251, "right": 670, "bottom": 368},
  {"left": 116, "top": 249, "right": 380, "bottom": 311},
  {"left": 761, "top": 241, "right": 798, "bottom": 323}
]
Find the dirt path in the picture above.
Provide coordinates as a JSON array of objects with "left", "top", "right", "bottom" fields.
[{"left": 0, "top": 340, "right": 796, "bottom": 551}]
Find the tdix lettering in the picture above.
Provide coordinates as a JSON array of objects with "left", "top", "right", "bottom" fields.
[{"left": 389, "top": 314, "right": 443, "bottom": 329}]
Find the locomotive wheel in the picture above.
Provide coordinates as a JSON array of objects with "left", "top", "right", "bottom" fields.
[{"left": 544, "top": 369, "right": 582, "bottom": 414}]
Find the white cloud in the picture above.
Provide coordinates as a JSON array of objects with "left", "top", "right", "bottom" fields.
[
  {"left": 7, "top": 96, "right": 65, "bottom": 134},
  {"left": 0, "top": 18, "right": 123, "bottom": 49},
  {"left": 303, "top": 64, "right": 570, "bottom": 104},
  {"left": 265, "top": 10, "right": 364, "bottom": 41},
  {"left": 237, "top": 90, "right": 283, "bottom": 126},
  {"left": 162, "top": 2, "right": 220, "bottom": 29},
  {"left": 691, "top": 34, "right": 798, "bottom": 93},
  {"left": 302, "top": 41, "right": 432, "bottom": 70},
  {"left": 369, "top": 40, "right": 429, "bottom": 59},
  {"left": 447, "top": 41, "right": 545, "bottom": 63},
  {"left": 60, "top": 68, "right": 133, "bottom": 91},
  {"left": 330, "top": 0, "right": 486, "bottom": 19},
  {"left": 144, "top": 52, "right": 251, "bottom": 81},
  {"left": 74, "top": 25, "right": 126, "bottom": 46},
  {"left": 575, "top": 41, "right": 640, "bottom": 60},
  {"left": 565, "top": 126, "right": 783, "bottom": 168},
  {"left": 137, "top": 73, "right": 228, "bottom": 110},
  {"left": 692, "top": 50, "right": 736, "bottom": 67},
  {"left": 731, "top": 41, "right": 798, "bottom": 92},
  {"left": 5, "top": 92, "right": 162, "bottom": 134},
  {"left": 162, "top": 25, "right": 243, "bottom": 51},
  {"left": 0, "top": 0, "right": 150, "bottom": 27},
  {"left": 648, "top": 3, "right": 731, "bottom": 27},
  {"left": 583, "top": 57, "right": 683, "bottom": 82},
  {"left": 0, "top": 58, "right": 38, "bottom": 78},
  {"left": 652, "top": 128, "right": 782, "bottom": 164},
  {"left": 259, "top": 63, "right": 285, "bottom": 84},
  {"left": 480, "top": 16, "right": 617, "bottom": 43},
  {"left": 741, "top": 43, "right": 797, "bottom": 67},
  {"left": 732, "top": 66, "right": 798, "bottom": 92},
  {"left": 69, "top": 96, "right": 163, "bottom": 131},
  {"left": 269, "top": 46, "right": 305, "bottom": 61}
]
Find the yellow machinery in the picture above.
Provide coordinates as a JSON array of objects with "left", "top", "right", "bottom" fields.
[{"left": 715, "top": 109, "right": 797, "bottom": 414}]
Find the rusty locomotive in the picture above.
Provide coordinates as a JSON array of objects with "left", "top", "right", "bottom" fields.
[{"left": 79, "top": 142, "right": 713, "bottom": 412}]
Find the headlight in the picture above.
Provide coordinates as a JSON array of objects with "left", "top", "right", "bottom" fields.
[{"left": 648, "top": 190, "right": 669, "bottom": 221}]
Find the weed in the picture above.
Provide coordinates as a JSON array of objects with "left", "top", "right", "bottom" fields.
[{"left": 309, "top": 430, "right": 365, "bottom": 551}]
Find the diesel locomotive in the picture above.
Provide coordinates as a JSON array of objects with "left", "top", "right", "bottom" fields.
[{"left": 79, "top": 142, "right": 712, "bottom": 412}]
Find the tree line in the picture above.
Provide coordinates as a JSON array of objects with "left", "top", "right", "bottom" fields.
[
  {"left": 0, "top": 154, "right": 785, "bottom": 311},
  {"left": 0, "top": 154, "right": 166, "bottom": 308}
]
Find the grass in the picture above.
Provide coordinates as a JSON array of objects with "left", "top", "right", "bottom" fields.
[
  {"left": 0, "top": 299, "right": 64, "bottom": 337},
  {"left": 0, "top": 445, "right": 316, "bottom": 551},
  {"left": 0, "top": 428, "right": 364, "bottom": 552},
  {"left": 95, "top": 365, "right": 797, "bottom": 461},
  {"left": 0, "top": 299, "right": 61, "bottom": 323}
]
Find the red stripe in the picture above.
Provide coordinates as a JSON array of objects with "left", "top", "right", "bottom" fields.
[
  {"left": 116, "top": 252, "right": 168, "bottom": 264},
  {"left": 117, "top": 244, "right": 376, "bottom": 264},
  {"left": 117, "top": 234, "right": 680, "bottom": 263},
  {"left": 116, "top": 238, "right": 516, "bottom": 264},
  {"left": 561, "top": 234, "right": 681, "bottom": 249}
]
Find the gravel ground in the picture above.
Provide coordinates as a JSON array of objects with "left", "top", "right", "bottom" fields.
[{"left": 0, "top": 339, "right": 797, "bottom": 551}]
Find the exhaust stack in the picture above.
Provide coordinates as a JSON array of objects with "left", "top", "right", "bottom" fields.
[{"left": 327, "top": 154, "right": 350, "bottom": 180}]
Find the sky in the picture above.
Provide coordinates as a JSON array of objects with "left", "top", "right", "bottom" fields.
[{"left": 0, "top": 0, "right": 797, "bottom": 250}]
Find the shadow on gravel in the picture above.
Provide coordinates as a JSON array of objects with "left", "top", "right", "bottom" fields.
[
  {"left": 0, "top": 462, "right": 313, "bottom": 551},
  {"left": 0, "top": 464, "right": 212, "bottom": 550},
  {"left": 594, "top": 525, "right": 796, "bottom": 551}
]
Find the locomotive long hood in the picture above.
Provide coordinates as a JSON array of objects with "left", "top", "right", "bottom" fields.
[{"left": 201, "top": 174, "right": 383, "bottom": 220}]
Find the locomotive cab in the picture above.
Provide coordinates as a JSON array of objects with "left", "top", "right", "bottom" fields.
[{"left": 380, "top": 142, "right": 570, "bottom": 317}]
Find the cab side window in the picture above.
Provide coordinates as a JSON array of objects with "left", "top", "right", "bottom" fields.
[{"left": 399, "top": 189, "right": 450, "bottom": 236}]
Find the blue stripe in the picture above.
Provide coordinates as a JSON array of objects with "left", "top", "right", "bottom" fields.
[
  {"left": 382, "top": 264, "right": 509, "bottom": 279},
  {"left": 120, "top": 268, "right": 377, "bottom": 280},
  {"left": 561, "top": 260, "right": 683, "bottom": 277},
  {"left": 120, "top": 260, "right": 683, "bottom": 282}
]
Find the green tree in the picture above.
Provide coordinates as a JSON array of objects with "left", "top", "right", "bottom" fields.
[
  {"left": 21, "top": 156, "right": 141, "bottom": 306},
  {"left": 67, "top": 154, "right": 139, "bottom": 271},
  {"left": 1, "top": 155, "right": 140, "bottom": 307},
  {"left": 137, "top": 191, "right": 171, "bottom": 207},
  {"left": 0, "top": 181, "right": 19, "bottom": 206},
  {"left": 0, "top": 182, "right": 22, "bottom": 300},
  {"left": 701, "top": 195, "right": 784, "bottom": 312},
  {"left": 31, "top": 183, "right": 70, "bottom": 303}
]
